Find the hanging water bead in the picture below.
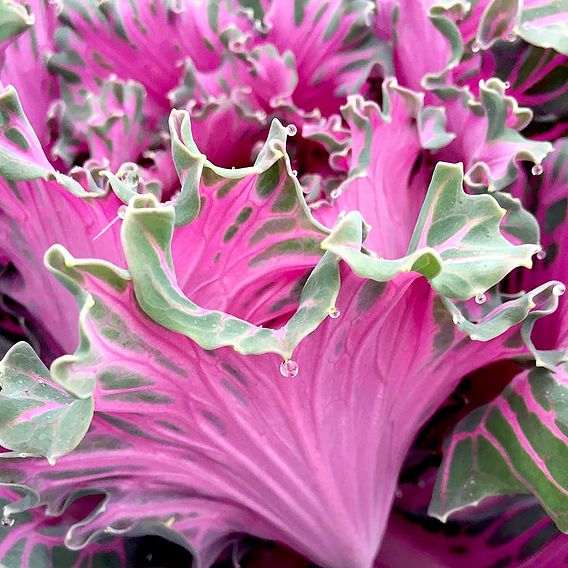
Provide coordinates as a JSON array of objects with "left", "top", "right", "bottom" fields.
[
  {"left": 330, "top": 188, "right": 341, "bottom": 199},
  {"left": 475, "top": 292, "right": 487, "bottom": 305},
  {"left": 292, "top": 169, "right": 298, "bottom": 176},
  {"left": 531, "top": 164, "right": 543, "bottom": 176},
  {"left": 471, "top": 41, "right": 481, "bottom": 53},
  {"left": 1, "top": 516, "right": 14, "bottom": 527},
  {"left": 504, "top": 81, "right": 511, "bottom": 89},
  {"left": 537, "top": 248, "right": 547, "bottom": 260},
  {"left": 280, "top": 359, "right": 299, "bottom": 378},
  {"left": 553, "top": 283, "right": 566, "bottom": 296},
  {"left": 328, "top": 306, "right": 341, "bottom": 319},
  {"left": 126, "top": 171, "right": 139, "bottom": 187},
  {"left": 117, "top": 205, "right": 128, "bottom": 219},
  {"left": 286, "top": 124, "right": 297, "bottom": 136}
]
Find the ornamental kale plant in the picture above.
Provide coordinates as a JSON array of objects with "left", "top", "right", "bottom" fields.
[{"left": 0, "top": 0, "right": 566, "bottom": 566}]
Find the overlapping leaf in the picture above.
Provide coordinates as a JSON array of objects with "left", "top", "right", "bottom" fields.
[
  {"left": 322, "top": 161, "right": 538, "bottom": 301},
  {"left": 0, "top": 342, "right": 93, "bottom": 464},
  {"left": 429, "top": 365, "right": 568, "bottom": 532}
]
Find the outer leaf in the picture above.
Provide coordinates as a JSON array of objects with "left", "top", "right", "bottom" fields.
[
  {"left": 0, "top": 249, "right": 540, "bottom": 568},
  {"left": 0, "top": 342, "right": 93, "bottom": 464},
  {"left": 322, "top": 162, "right": 538, "bottom": 300},
  {"left": 429, "top": 366, "right": 568, "bottom": 532}
]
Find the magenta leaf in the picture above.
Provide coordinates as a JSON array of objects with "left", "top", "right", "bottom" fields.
[
  {"left": 0, "top": 236, "right": 545, "bottom": 567},
  {"left": 438, "top": 79, "right": 553, "bottom": 192},
  {"left": 0, "top": 0, "right": 58, "bottom": 151},
  {"left": 308, "top": 84, "right": 454, "bottom": 256}
]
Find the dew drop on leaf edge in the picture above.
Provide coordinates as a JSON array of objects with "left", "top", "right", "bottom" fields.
[
  {"left": 280, "top": 360, "right": 299, "bottom": 379},
  {"left": 531, "top": 164, "right": 543, "bottom": 176},
  {"left": 1, "top": 516, "right": 14, "bottom": 527},
  {"left": 553, "top": 284, "right": 566, "bottom": 296},
  {"left": 475, "top": 293, "right": 486, "bottom": 305},
  {"left": 286, "top": 124, "right": 297, "bottom": 136},
  {"left": 328, "top": 307, "right": 341, "bottom": 319}
]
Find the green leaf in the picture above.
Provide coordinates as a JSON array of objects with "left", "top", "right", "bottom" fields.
[
  {"left": 429, "top": 364, "right": 568, "bottom": 533},
  {"left": 443, "top": 280, "right": 565, "bottom": 342},
  {"left": 167, "top": 110, "right": 294, "bottom": 227},
  {"left": 518, "top": 0, "right": 568, "bottom": 55},
  {"left": 0, "top": 86, "right": 53, "bottom": 181},
  {"left": 322, "top": 162, "right": 538, "bottom": 300},
  {"left": 120, "top": 194, "right": 340, "bottom": 360},
  {"left": 0, "top": 343, "right": 94, "bottom": 464},
  {"left": 0, "top": 0, "right": 33, "bottom": 46}
]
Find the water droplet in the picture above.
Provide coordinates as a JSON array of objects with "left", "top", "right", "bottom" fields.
[
  {"left": 256, "top": 111, "right": 267, "bottom": 121},
  {"left": 504, "top": 81, "right": 510, "bottom": 89},
  {"left": 553, "top": 283, "right": 566, "bottom": 296},
  {"left": 506, "top": 31, "right": 517, "bottom": 42},
  {"left": 330, "top": 188, "right": 341, "bottom": 199},
  {"left": 536, "top": 248, "right": 547, "bottom": 260},
  {"left": 531, "top": 164, "right": 543, "bottom": 176},
  {"left": 38, "top": 380, "right": 46, "bottom": 387},
  {"left": 1, "top": 516, "right": 14, "bottom": 527},
  {"left": 286, "top": 124, "right": 297, "bottom": 136},
  {"left": 292, "top": 169, "right": 298, "bottom": 176},
  {"left": 475, "top": 293, "right": 487, "bottom": 305},
  {"left": 395, "top": 489, "right": 403, "bottom": 498},
  {"left": 328, "top": 307, "right": 341, "bottom": 319},
  {"left": 279, "top": 359, "right": 299, "bottom": 379},
  {"left": 231, "top": 166, "right": 236, "bottom": 170},
  {"left": 117, "top": 205, "right": 127, "bottom": 219},
  {"left": 471, "top": 41, "right": 481, "bottom": 53},
  {"left": 126, "top": 172, "right": 139, "bottom": 187}
]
